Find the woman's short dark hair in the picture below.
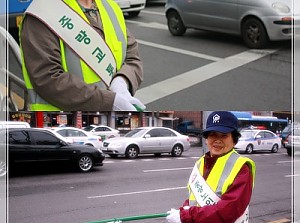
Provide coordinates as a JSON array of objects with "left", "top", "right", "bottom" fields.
[
  {"left": 231, "top": 130, "right": 241, "bottom": 144},
  {"left": 203, "top": 130, "right": 241, "bottom": 144}
]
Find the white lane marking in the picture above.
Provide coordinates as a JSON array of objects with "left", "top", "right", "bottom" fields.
[
  {"left": 103, "top": 155, "right": 282, "bottom": 164},
  {"left": 141, "top": 159, "right": 154, "bottom": 161},
  {"left": 158, "top": 158, "right": 172, "bottom": 161},
  {"left": 87, "top": 186, "right": 186, "bottom": 199},
  {"left": 104, "top": 160, "right": 115, "bottom": 164},
  {"left": 285, "top": 174, "right": 300, "bottom": 177},
  {"left": 135, "top": 49, "right": 277, "bottom": 105},
  {"left": 137, "top": 39, "right": 221, "bottom": 61},
  {"left": 278, "top": 160, "right": 299, "bottom": 163},
  {"left": 141, "top": 10, "right": 165, "bottom": 16},
  {"left": 123, "top": 160, "right": 135, "bottom": 162},
  {"left": 143, "top": 167, "right": 192, "bottom": 172}
]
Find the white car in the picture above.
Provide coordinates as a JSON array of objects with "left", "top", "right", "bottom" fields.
[
  {"left": 114, "top": 0, "right": 146, "bottom": 17},
  {"left": 101, "top": 127, "right": 190, "bottom": 158},
  {"left": 83, "top": 125, "right": 120, "bottom": 140},
  {"left": 51, "top": 127, "right": 103, "bottom": 150},
  {"left": 235, "top": 130, "right": 281, "bottom": 154}
]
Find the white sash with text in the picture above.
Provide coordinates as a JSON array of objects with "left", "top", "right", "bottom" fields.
[
  {"left": 189, "top": 164, "right": 249, "bottom": 223},
  {"left": 26, "top": 0, "right": 116, "bottom": 87}
]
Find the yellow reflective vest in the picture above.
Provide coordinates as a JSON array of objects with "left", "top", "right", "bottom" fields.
[
  {"left": 20, "top": 0, "right": 127, "bottom": 111},
  {"left": 188, "top": 149, "right": 256, "bottom": 206}
]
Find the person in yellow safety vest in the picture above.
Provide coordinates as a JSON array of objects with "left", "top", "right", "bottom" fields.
[
  {"left": 20, "top": 0, "right": 145, "bottom": 111},
  {"left": 166, "top": 111, "right": 256, "bottom": 223}
]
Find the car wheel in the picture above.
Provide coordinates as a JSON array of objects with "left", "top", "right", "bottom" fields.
[
  {"left": 77, "top": 154, "right": 94, "bottom": 172},
  {"left": 167, "top": 10, "right": 187, "bottom": 36},
  {"left": 0, "top": 160, "right": 7, "bottom": 177},
  {"left": 127, "top": 11, "right": 140, "bottom": 18},
  {"left": 271, "top": 144, "right": 279, "bottom": 153},
  {"left": 241, "top": 17, "right": 269, "bottom": 49},
  {"left": 171, "top": 144, "right": 183, "bottom": 157},
  {"left": 125, "top": 145, "right": 139, "bottom": 159},
  {"left": 245, "top": 144, "right": 253, "bottom": 154}
]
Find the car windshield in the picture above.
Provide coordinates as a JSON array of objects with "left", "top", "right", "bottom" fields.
[
  {"left": 125, "top": 128, "right": 148, "bottom": 138},
  {"left": 282, "top": 125, "right": 291, "bottom": 134},
  {"left": 83, "top": 126, "right": 94, "bottom": 131},
  {"left": 240, "top": 131, "right": 256, "bottom": 138}
]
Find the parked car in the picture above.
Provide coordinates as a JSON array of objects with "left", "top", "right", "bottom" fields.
[
  {"left": 101, "top": 126, "right": 190, "bottom": 158},
  {"left": 280, "top": 123, "right": 300, "bottom": 147},
  {"left": 114, "top": 0, "right": 146, "bottom": 17},
  {"left": 235, "top": 129, "right": 281, "bottom": 154},
  {"left": 285, "top": 127, "right": 300, "bottom": 156},
  {"left": 51, "top": 127, "right": 103, "bottom": 150},
  {"left": 165, "top": 0, "right": 295, "bottom": 48},
  {"left": 176, "top": 121, "right": 202, "bottom": 136},
  {"left": 2, "top": 128, "right": 105, "bottom": 172},
  {"left": 280, "top": 124, "right": 291, "bottom": 147},
  {"left": 83, "top": 125, "right": 120, "bottom": 140}
]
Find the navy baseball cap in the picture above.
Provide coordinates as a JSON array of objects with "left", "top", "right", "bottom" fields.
[{"left": 202, "top": 111, "right": 239, "bottom": 137}]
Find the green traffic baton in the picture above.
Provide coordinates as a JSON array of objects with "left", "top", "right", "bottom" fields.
[{"left": 83, "top": 212, "right": 169, "bottom": 223}]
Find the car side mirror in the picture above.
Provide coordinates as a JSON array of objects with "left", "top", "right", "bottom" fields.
[
  {"left": 144, "top": 134, "right": 151, "bottom": 138},
  {"left": 255, "top": 135, "right": 262, "bottom": 139}
]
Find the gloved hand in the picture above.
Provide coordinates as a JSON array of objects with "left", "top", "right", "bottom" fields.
[
  {"left": 166, "top": 208, "right": 181, "bottom": 223},
  {"left": 110, "top": 76, "right": 146, "bottom": 111},
  {"left": 113, "top": 93, "right": 139, "bottom": 111}
]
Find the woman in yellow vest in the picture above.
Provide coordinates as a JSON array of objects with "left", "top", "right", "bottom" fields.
[
  {"left": 167, "top": 111, "right": 256, "bottom": 223},
  {"left": 20, "top": 0, "right": 145, "bottom": 111}
]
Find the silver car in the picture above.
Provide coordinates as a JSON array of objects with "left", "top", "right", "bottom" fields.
[
  {"left": 101, "top": 127, "right": 191, "bottom": 158},
  {"left": 285, "top": 127, "right": 300, "bottom": 156},
  {"left": 165, "top": 0, "right": 297, "bottom": 48}
]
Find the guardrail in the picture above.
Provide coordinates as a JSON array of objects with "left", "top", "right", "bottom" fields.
[
  {"left": 83, "top": 212, "right": 168, "bottom": 223},
  {"left": 0, "top": 25, "right": 28, "bottom": 111}
]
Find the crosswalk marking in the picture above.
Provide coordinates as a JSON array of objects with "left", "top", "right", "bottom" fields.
[
  {"left": 137, "top": 39, "right": 222, "bottom": 61},
  {"left": 135, "top": 49, "right": 277, "bottom": 105},
  {"left": 267, "top": 218, "right": 291, "bottom": 223},
  {"left": 126, "top": 19, "right": 281, "bottom": 105}
]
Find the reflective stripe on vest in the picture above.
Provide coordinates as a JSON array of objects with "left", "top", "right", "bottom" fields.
[
  {"left": 20, "top": 0, "right": 127, "bottom": 111},
  {"left": 96, "top": 0, "right": 127, "bottom": 67},
  {"left": 188, "top": 149, "right": 256, "bottom": 206}
]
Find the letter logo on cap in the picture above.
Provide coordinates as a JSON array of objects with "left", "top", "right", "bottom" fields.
[{"left": 213, "top": 114, "right": 220, "bottom": 123}]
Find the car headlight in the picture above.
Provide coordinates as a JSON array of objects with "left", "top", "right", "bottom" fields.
[{"left": 272, "top": 2, "right": 290, "bottom": 13}]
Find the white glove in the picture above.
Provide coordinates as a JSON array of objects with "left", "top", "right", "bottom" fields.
[
  {"left": 112, "top": 93, "right": 138, "bottom": 111},
  {"left": 110, "top": 76, "right": 146, "bottom": 111},
  {"left": 110, "top": 76, "right": 130, "bottom": 94},
  {"left": 166, "top": 208, "right": 181, "bottom": 223}
]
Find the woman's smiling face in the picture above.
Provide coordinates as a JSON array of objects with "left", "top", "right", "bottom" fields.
[{"left": 206, "top": 131, "right": 235, "bottom": 157}]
